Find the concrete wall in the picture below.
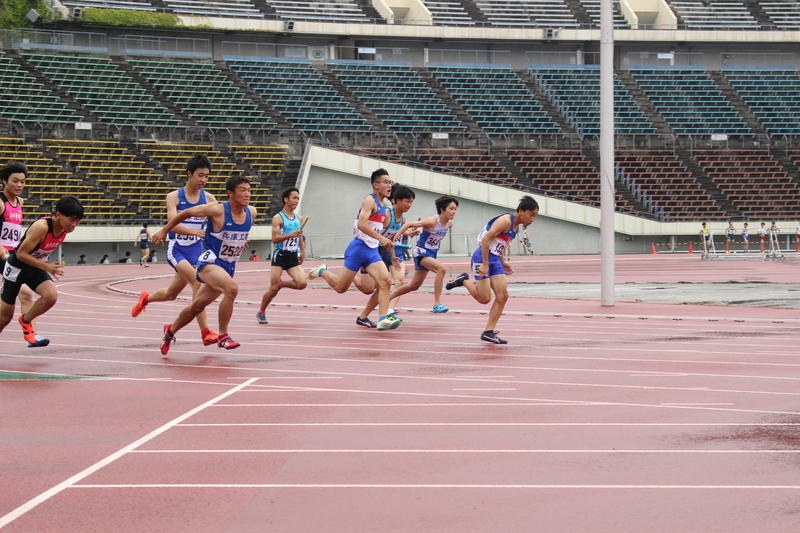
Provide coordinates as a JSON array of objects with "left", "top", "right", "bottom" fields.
[{"left": 295, "top": 145, "right": 689, "bottom": 257}]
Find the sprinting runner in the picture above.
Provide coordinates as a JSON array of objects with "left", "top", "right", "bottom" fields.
[
  {"left": 386, "top": 195, "right": 459, "bottom": 314},
  {"left": 309, "top": 168, "right": 401, "bottom": 331},
  {"left": 0, "top": 196, "right": 84, "bottom": 344},
  {"left": 131, "top": 155, "right": 218, "bottom": 347},
  {"left": 256, "top": 186, "right": 307, "bottom": 324},
  {"left": 355, "top": 184, "right": 415, "bottom": 327},
  {"left": 446, "top": 195, "right": 539, "bottom": 344},
  {"left": 136, "top": 222, "right": 151, "bottom": 267},
  {"left": 153, "top": 176, "right": 255, "bottom": 355},
  {"left": 0, "top": 163, "right": 48, "bottom": 347}
]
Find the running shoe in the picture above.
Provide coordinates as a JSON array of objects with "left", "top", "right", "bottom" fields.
[
  {"left": 18, "top": 315, "right": 36, "bottom": 345},
  {"left": 377, "top": 315, "right": 402, "bottom": 330},
  {"left": 480, "top": 330, "right": 508, "bottom": 344},
  {"left": 131, "top": 291, "right": 149, "bottom": 317},
  {"left": 309, "top": 263, "right": 327, "bottom": 278},
  {"left": 256, "top": 312, "right": 268, "bottom": 324},
  {"left": 161, "top": 324, "right": 175, "bottom": 356},
  {"left": 27, "top": 335, "right": 50, "bottom": 348},
  {"left": 431, "top": 304, "right": 449, "bottom": 313},
  {"left": 446, "top": 272, "right": 469, "bottom": 290},
  {"left": 356, "top": 316, "right": 376, "bottom": 328},
  {"left": 217, "top": 334, "right": 240, "bottom": 350},
  {"left": 201, "top": 328, "right": 219, "bottom": 346}
]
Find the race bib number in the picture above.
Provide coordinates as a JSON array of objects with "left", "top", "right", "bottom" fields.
[
  {"left": 0, "top": 226, "right": 21, "bottom": 244},
  {"left": 198, "top": 249, "right": 218, "bottom": 263},
  {"left": 219, "top": 243, "right": 245, "bottom": 262},
  {"left": 175, "top": 233, "right": 199, "bottom": 244},
  {"left": 285, "top": 236, "right": 300, "bottom": 251},
  {"left": 413, "top": 246, "right": 426, "bottom": 258},
  {"left": 471, "top": 261, "right": 484, "bottom": 278},
  {"left": 425, "top": 235, "right": 442, "bottom": 249},
  {"left": 3, "top": 262, "right": 21, "bottom": 282},
  {"left": 491, "top": 241, "right": 506, "bottom": 256}
]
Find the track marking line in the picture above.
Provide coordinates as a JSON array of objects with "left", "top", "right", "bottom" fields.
[
  {"left": 173, "top": 422, "right": 800, "bottom": 427},
  {"left": 661, "top": 402, "right": 734, "bottom": 406},
  {"left": 451, "top": 388, "right": 518, "bottom": 391},
  {"left": 130, "top": 448, "right": 800, "bottom": 454},
  {"left": 70, "top": 483, "right": 800, "bottom": 489},
  {"left": 0, "top": 378, "right": 258, "bottom": 529}
]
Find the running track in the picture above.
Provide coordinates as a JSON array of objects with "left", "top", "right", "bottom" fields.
[{"left": 2, "top": 256, "right": 800, "bottom": 532}]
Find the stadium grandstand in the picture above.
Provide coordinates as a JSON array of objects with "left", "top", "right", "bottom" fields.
[{"left": 1, "top": 0, "right": 799, "bottom": 248}]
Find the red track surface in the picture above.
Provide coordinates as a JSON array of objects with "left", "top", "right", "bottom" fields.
[{"left": 2, "top": 256, "right": 800, "bottom": 532}]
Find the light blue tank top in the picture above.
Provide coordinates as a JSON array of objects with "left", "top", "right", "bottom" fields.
[{"left": 276, "top": 211, "right": 301, "bottom": 252}]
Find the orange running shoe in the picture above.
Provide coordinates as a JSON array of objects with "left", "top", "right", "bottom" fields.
[
  {"left": 131, "top": 291, "right": 149, "bottom": 317},
  {"left": 217, "top": 334, "right": 240, "bottom": 350},
  {"left": 160, "top": 324, "right": 175, "bottom": 356},
  {"left": 18, "top": 315, "right": 36, "bottom": 345},
  {"left": 201, "top": 328, "right": 219, "bottom": 346}
]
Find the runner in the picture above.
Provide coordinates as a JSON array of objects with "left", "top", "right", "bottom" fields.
[
  {"left": 742, "top": 222, "right": 750, "bottom": 252},
  {"left": 446, "top": 195, "right": 539, "bottom": 344},
  {"left": 0, "top": 163, "right": 48, "bottom": 347},
  {"left": 386, "top": 195, "right": 459, "bottom": 314},
  {"left": 256, "top": 186, "right": 307, "bottom": 324},
  {"left": 725, "top": 220, "right": 735, "bottom": 253},
  {"left": 308, "top": 168, "right": 401, "bottom": 331},
  {"left": 355, "top": 184, "right": 415, "bottom": 327},
  {"left": 131, "top": 154, "right": 218, "bottom": 347},
  {"left": 153, "top": 176, "right": 255, "bottom": 355},
  {"left": 136, "top": 222, "right": 151, "bottom": 267},
  {"left": 0, "top": 196, "right": 84, "bottom": 344}
]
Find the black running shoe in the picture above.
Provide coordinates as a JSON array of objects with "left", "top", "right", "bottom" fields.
[
  {"left": 446, "top": 272, "right": 469, "bottom": 290},
  {"left": 356, "top": 316, "right": 377, "bottom": 328},
  {"left": 480, "top": 330, "right": 508, "bottom": 344}
]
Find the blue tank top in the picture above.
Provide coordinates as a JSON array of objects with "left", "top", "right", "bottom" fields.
[
  {"left": 276, "top": 211, "right": 301, "bottom": 252},
  {"left": 169, "top": 188, "right": 207, "bottom": 246},
  {"left": 477, "top": 213, "right": 518, "bottom": 256},
  {"left": 416, "top": 216, "right": 451, "bottom": 252},
  {"left": 202, "top": 202, "right": 252, "bottom": 265}
]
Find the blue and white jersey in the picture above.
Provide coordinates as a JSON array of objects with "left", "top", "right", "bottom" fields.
[
  {"left": 276, "top": 211, "right": 301, "bottom": 253},
  {"left": 352, "top": 193, "right": 389, "bottom": 249},
  {"left": 476, "top": 213, "right": 518, "bottom": 256},
  {"left": 381, "top": 207, "right": 403, "bottom": 242},
  {"left": 169, "top": 188, "right": 207, "bottom": 247},
  {"left": 200, "top": 202, "right": 252, "bottom": 267},
  {"left": 414, "top": 216, "right": 451, "bottom": 257}
]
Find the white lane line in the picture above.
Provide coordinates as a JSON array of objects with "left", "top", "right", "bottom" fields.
[
  {"left": 451, "top": 388, "right": 518, "bottom": 391},
  {"left": 130, "top": 448, "right": 800, "bottom": 454},
  {"left": 0, "top": 378, "right": 257, "bottom": 529},
  {"left": 70, "top": 483, "right": 800, "bottom": 489},
  {"left": 661, "top": 403, "right": 734, "bottom": 406},
  {"left": 213, "top": 403, "right": 584, "bottom": 407},
  {"left": 173, "top": 422, "right": 800, "bottom": 427},
  {"left": 224, "top": 377, "right": 341, "bottom": 380},
  {"left": 455, "top": 376, "right": 516, "bottom": 379}
]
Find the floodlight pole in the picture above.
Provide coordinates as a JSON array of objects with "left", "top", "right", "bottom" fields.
[{"left": 599, "top": 0, "right": 615, "bottom": 306}]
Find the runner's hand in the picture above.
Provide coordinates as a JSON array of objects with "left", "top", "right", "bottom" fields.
[
  {"left": 152, "top": 230, "right": 167, "bottom": 245},
  {"left": 45, "top": 262, "right": 64, "bottom": 279}
]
